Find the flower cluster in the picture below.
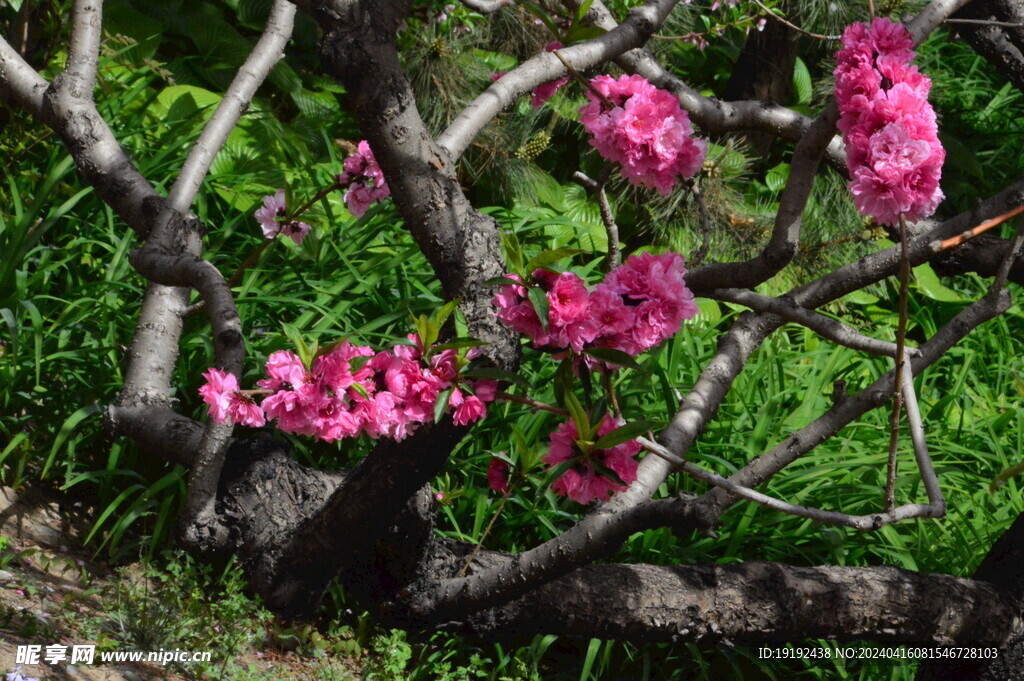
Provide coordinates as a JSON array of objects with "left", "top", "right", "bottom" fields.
[
  {"left": 494, "top": 252, "right": 698, "bottom": 357},
  {"left": 579, "top": 74, "right": 707, "bottom": 194},
  {"left": 254, "top": 190, "right": 311, "bottom": 244},
  {"left": 200, "top": 337, "right": 497, "bottom": 442},
  {"left": 336, "top": 141, "right": 391, "bottom": 218},
  {"left": 543, "top": 416, "right": 641, "bottom": 505},
  {"left": 834, "top": 18, "right": 944, "bottom": 226}
]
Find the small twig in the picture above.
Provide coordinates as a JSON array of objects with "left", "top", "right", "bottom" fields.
[
  {"left": 867, "top": 0, "right": 875, "bottom": 20},
  {"left": 637, "top": 437, "right": 943, "bottom": 531},
  {"left": 884, "top": 214, "right": 912, "bottom": 512},
  {"left": 496, "top": 391, "right": 569, "bottom": 416},
  {"left": 688, "top": 180, "right": 711, "bottom": 267},
  {"left": 749, "top": 0, "right": 841, "bottom": 41},
  {"left": 944, "top": 18, "right": 1024, "bottom": 29},
  {"left": 286, "top": 181, "right": 342, "bottom": 222},
  {"left": 603, "top": 370, "right": 622, "bottom": 419},
  {"left": 552, "top": 49, "right": 615, "bottom": 108},
  {"left": 459, "top": 491, "right": 511, "bottom": 577},
  {"left": 574, "top": 168, "right": 619, "bottom": 270},
  {"left": 707, "top": 288, "right": 918, "bottom": 358},
  {"left": 929, "top": 202, "right": 1024, "bottom": 252}
]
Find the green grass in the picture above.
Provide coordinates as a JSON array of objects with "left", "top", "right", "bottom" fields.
[{"left": 3, "top": 2, "right": 1024, "bottom": 679}]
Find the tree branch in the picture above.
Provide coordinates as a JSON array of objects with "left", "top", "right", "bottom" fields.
[
  {"left": 685, "top": 100, "right": 838, "bottom": 291},
  {"left": 464, "top": 560, "right": 1019, "bottom": 645},
  {"left": 437, "top": 0, "right": 685, "bottom": 160},
  {"left": 706, "top": 288, "right": 913, "bottom": 358}
]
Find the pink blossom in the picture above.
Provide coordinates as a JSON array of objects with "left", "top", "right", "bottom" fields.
[
  {"left": 530, "top": 42, "right": 570, "bottom": 108},
  {"left": 452, "top": 393, "right": 487, "bottom": 425},
  {"left": 543, "top": 416, "right": 641, "bottom": 505},
  {"left": 226, "top": 393, "right": 266, "bottom": 427},
  {"left": 473, "top": 378, "right": 498, "bottom": 402},
  {"left": 579, "top": 75, "right": 706, "bottom": 194},
  {"left": 254, "top": 190, "right": 288, "bottom": 239},
  {"left": 280, "top": 219, "right": 311, "bottom": 245},
  {"left": 487, "top": 456, "right": 511, "bottom": 494},
  {"left": 259, "top": 350, "right": 308, "bottom": 391},
  {"left": 199, "top": 368, "right": 239, "bottom": 423},
  {"left": 834, "top": 18, "right": 943, "bottom": 226},
  {"left": 338, "top": 141, "right": 391, "bottom": 217}
]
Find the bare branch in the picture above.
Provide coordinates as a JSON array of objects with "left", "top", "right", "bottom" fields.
[
  {"left": 906, "top": 0, "right": 976, "bottom": 44},
  {"left": 640, "top": 436, "right": 943, "bottom": 531},
  {"left": 703, "top": 284, "right": 1012, "bottom": 514},
  {"left": 65, "top": 0, "right": 103, "bottom": 94},
  {"left": 573, "top": 169, "right": 619, "bottom": 269},
  {"left": 458, "top": 0, "right": 511, "bottom": 13},
  {"left": 0, "top": 35, "right": 49, "bottom": 115},
  {"left": 165, "top": 0, "right": 295, "bottom": 213},
  {"left": 706, "top": 288, "right": 913, "bottom": 358},
  {"left": 437, "top": 0, "right": 684, "bottom": 160},
  {"left": 467, "top": 560, "right": 1018, "bottom": 645},
  {"left": 685, "top": 102, "right": 840, "bottom": 292}
]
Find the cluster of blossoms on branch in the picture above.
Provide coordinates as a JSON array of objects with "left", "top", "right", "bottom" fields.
[
  {"left": 494, "top": 251, "right": 698, "bottom": 357},
  {"left": 543, "top": 415, "right": 642, "bottom": 504},
  {"left": 336, "top": 140, "right": 391, "bottom": 218},
  {"left": 201, "top": 336, "right": 497, "bottom": 442},
  {"left": 254, "top": 189, "right": 311, "bottom": 244},
  {"left": 834, "top": 17, "right": 944, "bottom": 226},
  {"left": 580, "top": 74, "right": 707, "bottom": 194}
]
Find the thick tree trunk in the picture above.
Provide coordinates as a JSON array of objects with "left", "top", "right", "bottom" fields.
[{"left": 723, "top": 7, "right": 799, "bottom": 158}]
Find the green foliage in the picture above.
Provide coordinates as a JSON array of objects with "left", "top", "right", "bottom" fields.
[{"left": 3, "top": 1, "right": 1024, "bottom": 679}]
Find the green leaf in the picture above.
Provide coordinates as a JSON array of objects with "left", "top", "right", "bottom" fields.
[
  {"left": 593, "top": 419, "right": 652, "bottom": 450},
  {"left": 431, "top": 338, "right": 489, "bottom": 353},
  {"left": 520, "top": 1, "right": 560, "bottom": 40},
  {"left": 552, "top": 356, "right": 574, "bottom": 408},
  {"left": 913, "top": 262, "right": 966, "bottom": 302},
  {"left": 792, "top": 56, "right": 812, "bottom": 106},
  {"left": 563, "top": 389, "right": 591, "bottom": 440},
  {"left": 502, "top": 230, "right": 525, "bottom": 276},
  {"left": 433, "top": 299, "right": 459, "bottom": 331},
  {"left": 281, "top": 322, "right": 313, "bottom": 367},
  {"left": 484, "top": 276, "right": 523, "bottom": 287},
  {"left": 765, "top": 162, "right": 790, "bottom": 194},
  {"left": 527, "top": 287, "right": 550, "bottom": 331},
  {"left": 350, "top": 382, "right": 370, "bottom": 400},
  {"left": 434, "top": 387, "right": 453, "bottom": 423},
  {"left": 581, "top": 347, "right": 646, "bottom": 372},
  {"left": 525, "top": 247, "right": 585, "bottom": 274},
  {"left": 575, "top": 0, "right": 594, "bottom": 22},
  {"left": 564, "top": 25, "right": 607, "bottom": 44},
  {"left": 588, "top": 457, "right": 628, "bottom": 487}
]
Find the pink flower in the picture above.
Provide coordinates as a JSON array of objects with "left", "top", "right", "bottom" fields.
[
  {"left": 487, "top": 456, "right": 510, "bottom": 494},
  {"left": 254, "top": 190, "right": 288, "bottom": 239},
  {"left": 338, "top": 141, "right": 391, "bottom": 217},
  {"left": 199, "top": 368, "right": 239, "bottom": 423},
  {"left": 473, "top": 378, "right": 498, "bottom": 402},
  {"left": 226, "top": 393, "right": 266, "bottom": 427},
  {"left": 452, "top": 393, "right": 487, "bottom": 425},
  {"left": 258, "top": 350, "right": 308, "bottom": 391},
  {"left": 579, "top": 75, "right": 706, "bottom": 194},
  {"left": 280, "top": 219, "right": 311, "bottom": 245},
  {"left": 835, "top": 18, "right": 943, "bottom": 226},
  {"left": 543, "top": 416, "right": 641, "bottom": 505},
  {"left": 530, "top": 42, "right": 570, "bottom": 108}
]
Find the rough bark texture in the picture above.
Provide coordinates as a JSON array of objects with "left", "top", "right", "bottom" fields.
[
  {"left": 954, "top": 0, "right": 1024, "bottom": 94},
  {"left": 723, "top": 8, "right": 799, "bottom": 157}
]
